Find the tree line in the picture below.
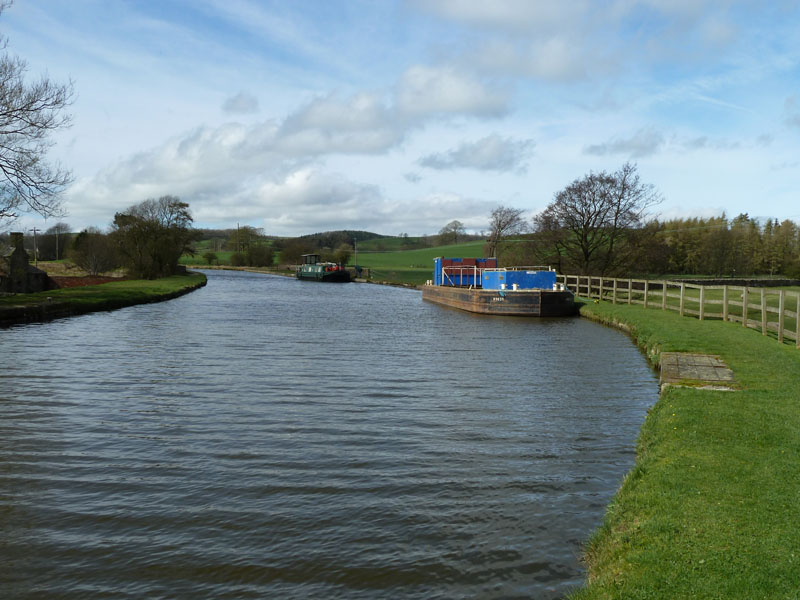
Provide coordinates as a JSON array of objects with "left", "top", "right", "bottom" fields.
[{"left": 489, "top": 163, "right": 800, "bottom": 279}]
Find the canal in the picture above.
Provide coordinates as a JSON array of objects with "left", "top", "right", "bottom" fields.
[{"left": 0, "top": 270, "right": 659, "bottom": 599}]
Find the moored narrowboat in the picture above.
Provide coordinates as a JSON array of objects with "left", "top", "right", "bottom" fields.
[
  {"left": 421, "top": 257, "right": 576, "bottom": 316},
  {"left": 296, "top": 254, "right": 352, "bottom": 282}
]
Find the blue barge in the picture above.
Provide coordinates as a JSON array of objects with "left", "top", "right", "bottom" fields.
[{"left": 422, "top": 257, "right": 576, "bottom": 316}]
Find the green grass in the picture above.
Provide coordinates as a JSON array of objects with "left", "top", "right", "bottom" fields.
[
  {"left": 354, "top": 240, "right": 487, "bottom": 285},
  {"left": 0, "top": 274, "right": 206, "bottom": 324},
  {"left": 569, "top": 299, "right": 800, "bottom": 599}
]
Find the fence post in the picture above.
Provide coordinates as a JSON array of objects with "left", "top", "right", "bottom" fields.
[
  {"left": 796, "top": 294, "right": 800, "bottom": 349},
  {"left": 599, "top": 277, "right": 603, "bottom": 300},
  {"left": 778, "top": 290, "right": 785, "bottom": 344},
  {"left": 644, "top": 280, "right": 649, "bottom": 309},
  {"left": 612, "top": 278, "right": 617, "bottom": 304},
  {"left": 679, "top": 283, "right": 685, "bottom": 316},
  {"left": 662, "top": 281, "right": 667, "bottom": 310},
  {"left": 722, "top": 285, "right": 728, "bottom": 322},
  {"left": 628, "top": 279, "right": 632, "bottom": 304},
  {"left": 699, "top": 286, "right": 705, "bottom": 320},
  {"left": 742, "top": 287, "right": 748, "bottom": 328},
  {"left": 761, "top": 288, "right": 767, "bottom": 335}
]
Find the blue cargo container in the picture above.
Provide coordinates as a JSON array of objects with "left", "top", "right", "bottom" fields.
[
  {"left": 482, "top": 269, "right": 556, "bottom": 290},
  {"left": 434, "top": 257, "right": 496, "bottom": 287}
]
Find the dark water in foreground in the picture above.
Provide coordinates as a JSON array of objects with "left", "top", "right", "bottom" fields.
[{"left": 0, "top": 270, "right": 658, "bottom": 599}]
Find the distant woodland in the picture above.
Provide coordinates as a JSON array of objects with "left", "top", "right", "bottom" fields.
[{"left": 502, "top": 214, "right": 800, "bottom": 278}]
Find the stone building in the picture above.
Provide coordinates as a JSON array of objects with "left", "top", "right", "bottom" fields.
[{"left": 0, "top": 232, "right": 52, "bottom": 294}]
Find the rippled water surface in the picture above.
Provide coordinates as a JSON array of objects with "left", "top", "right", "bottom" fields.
[{"left": 0, "top": 270, "right": 658, "bottom": 599}]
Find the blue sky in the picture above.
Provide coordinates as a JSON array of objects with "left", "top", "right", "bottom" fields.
[{"left": 5, "top": 0, "right": 800, "bottom": 236}]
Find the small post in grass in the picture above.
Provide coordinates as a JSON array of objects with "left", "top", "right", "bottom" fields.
[
  {"left": 743, "top": 287, "right": 749, "bottom": 328},
  {"left": 644, "top": 280, "right": 649, "bottom": 309},
  {"left": 723, "top": 285, "right": 729, "bottom": 322},
  {"left": 778, "top": 290, "right": 785, "bottom": 344},
  {"left": 796, "top": 294, "right": 800, "bottom": 349},
  {"left": 761, "top": 288, "right": 767, "bottom": 336},
  {"left": 679, "top": 282, "right": 685, "bottom": 316},
  {"left": 699, "top": 286, "right": 705, "bottom": 320}
]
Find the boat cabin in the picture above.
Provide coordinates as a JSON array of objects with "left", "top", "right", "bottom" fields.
[{"left": 301, "top": 254, "right": 321, "bottom": 265}]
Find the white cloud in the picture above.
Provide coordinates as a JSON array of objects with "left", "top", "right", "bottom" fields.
[
  {"left": 249, "top": 171, "right": 493, "bottom": 235},
  {"left": 222, "top": 91, "right": 260, "bottom": 114},
  {"left": 395, "top": 65, "right": 509, "bottom": 117},
  {"left": 419, "top": 134, "right": 534, "bottom": 172},
  {"left": 277, "top": 92, "right": 405, "bottom": 155}
]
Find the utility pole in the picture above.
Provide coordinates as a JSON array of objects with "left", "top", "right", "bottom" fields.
[{"left": 29, "top": 227, "right": 40, "bottom": 267}]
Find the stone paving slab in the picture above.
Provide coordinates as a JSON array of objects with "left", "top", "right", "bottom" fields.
[{"left": 660, "top": 352, "right": 736, "bottom": 390}]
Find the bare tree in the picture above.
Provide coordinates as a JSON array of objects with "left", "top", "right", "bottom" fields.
[
  {"left": 486, "top": 205, "right": 527, "bottom": 257},
  {"left": 438, "top": 219, "right": 466, "bottom": 245},
  {"left": 40, "top": 220, "right": 71, "bottom": 260},
  {"left": 0, "top": 2, "right": 74, "bottom": 226},
  {"left": 533, "top": 162, "right": 661, "bottom": 275}
]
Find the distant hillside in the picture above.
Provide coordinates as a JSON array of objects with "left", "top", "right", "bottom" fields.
[{"left": 298, "top": 230, "right": 387, "bottom": 249}]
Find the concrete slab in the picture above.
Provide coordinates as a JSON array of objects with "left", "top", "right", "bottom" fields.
[{"left": 660, "top": 352, "right": 736, "bottom": 391}]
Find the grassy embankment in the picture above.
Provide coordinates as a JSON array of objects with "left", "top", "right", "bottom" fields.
[
  {"left": 0, "top": 273, "right": 207, "bottom": 326},
  {"left": 355, "top": 240, "right": 486, "bottom": 286},
  {"left": 592, "top": 284, "right": 800, "bottom": 343},
  {"left": 569, "top": 298, "right": 800, "bottom": 599}
]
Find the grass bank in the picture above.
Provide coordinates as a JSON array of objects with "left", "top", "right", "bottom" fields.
[
  {"left": 570, "top": 299, "right": 800, "bottom": 599},
  {"left": 0, "top": 273, "right": 207, "bottom": 327}
]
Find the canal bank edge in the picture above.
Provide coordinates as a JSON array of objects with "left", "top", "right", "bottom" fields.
[
  {"left": 569, "top": 298, "right": 800, "bottom": 599},
  {"left": 0, "top": 273, "right": 207, "bottom": 327}
]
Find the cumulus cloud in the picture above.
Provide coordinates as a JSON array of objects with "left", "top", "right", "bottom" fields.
[
  {"left": 277, "top": 92, "right": 405, "bottom": 155},
  {"left": 395, "top": 65, "right": 509, "bottom": 117},
  {"left": 584, "top": 128, "right": 666, "bottom": 158},
  {"left": 222, "top": 91, "right": 260, "bottom": 114},
  {"left": 418, "top": 134, "right": 534, "bottom": 172},
  {"left": 250, "top": 174, "right": 491, "bottom": 235},
  {"left": 65, "top": 58, "right": 514, "bottom": 233}
]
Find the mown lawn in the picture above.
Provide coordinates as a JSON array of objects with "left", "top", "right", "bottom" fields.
[{"left": 570, "top": 299, "right": 800, "bottom": 599}]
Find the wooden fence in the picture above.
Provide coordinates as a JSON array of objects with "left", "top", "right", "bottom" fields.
[{"left": 558, "top": 274, "right": 800, "bottom": 348}]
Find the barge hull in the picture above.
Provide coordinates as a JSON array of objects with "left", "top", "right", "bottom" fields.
[{"left": 421, "top": 285, "right": 576, "bottom": 317}]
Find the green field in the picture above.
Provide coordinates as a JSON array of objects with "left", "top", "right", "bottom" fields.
[
  {"left": 180, "top": 250, "right": 235, "bottom": 266},
  {"left": 353, "top": 240, "right": 487, "bottom": 285},
  {"left": 569, "top": 299, "right": 800, "bottom": 599}
]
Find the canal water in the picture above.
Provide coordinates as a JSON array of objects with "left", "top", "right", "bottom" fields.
[{"left": 0, "top": 270, "right": 659, "bottom": 599}]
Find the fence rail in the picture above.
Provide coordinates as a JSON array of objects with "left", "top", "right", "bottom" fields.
[{"left": 558, "top": 274, "right": 800, "bottom": 348}]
